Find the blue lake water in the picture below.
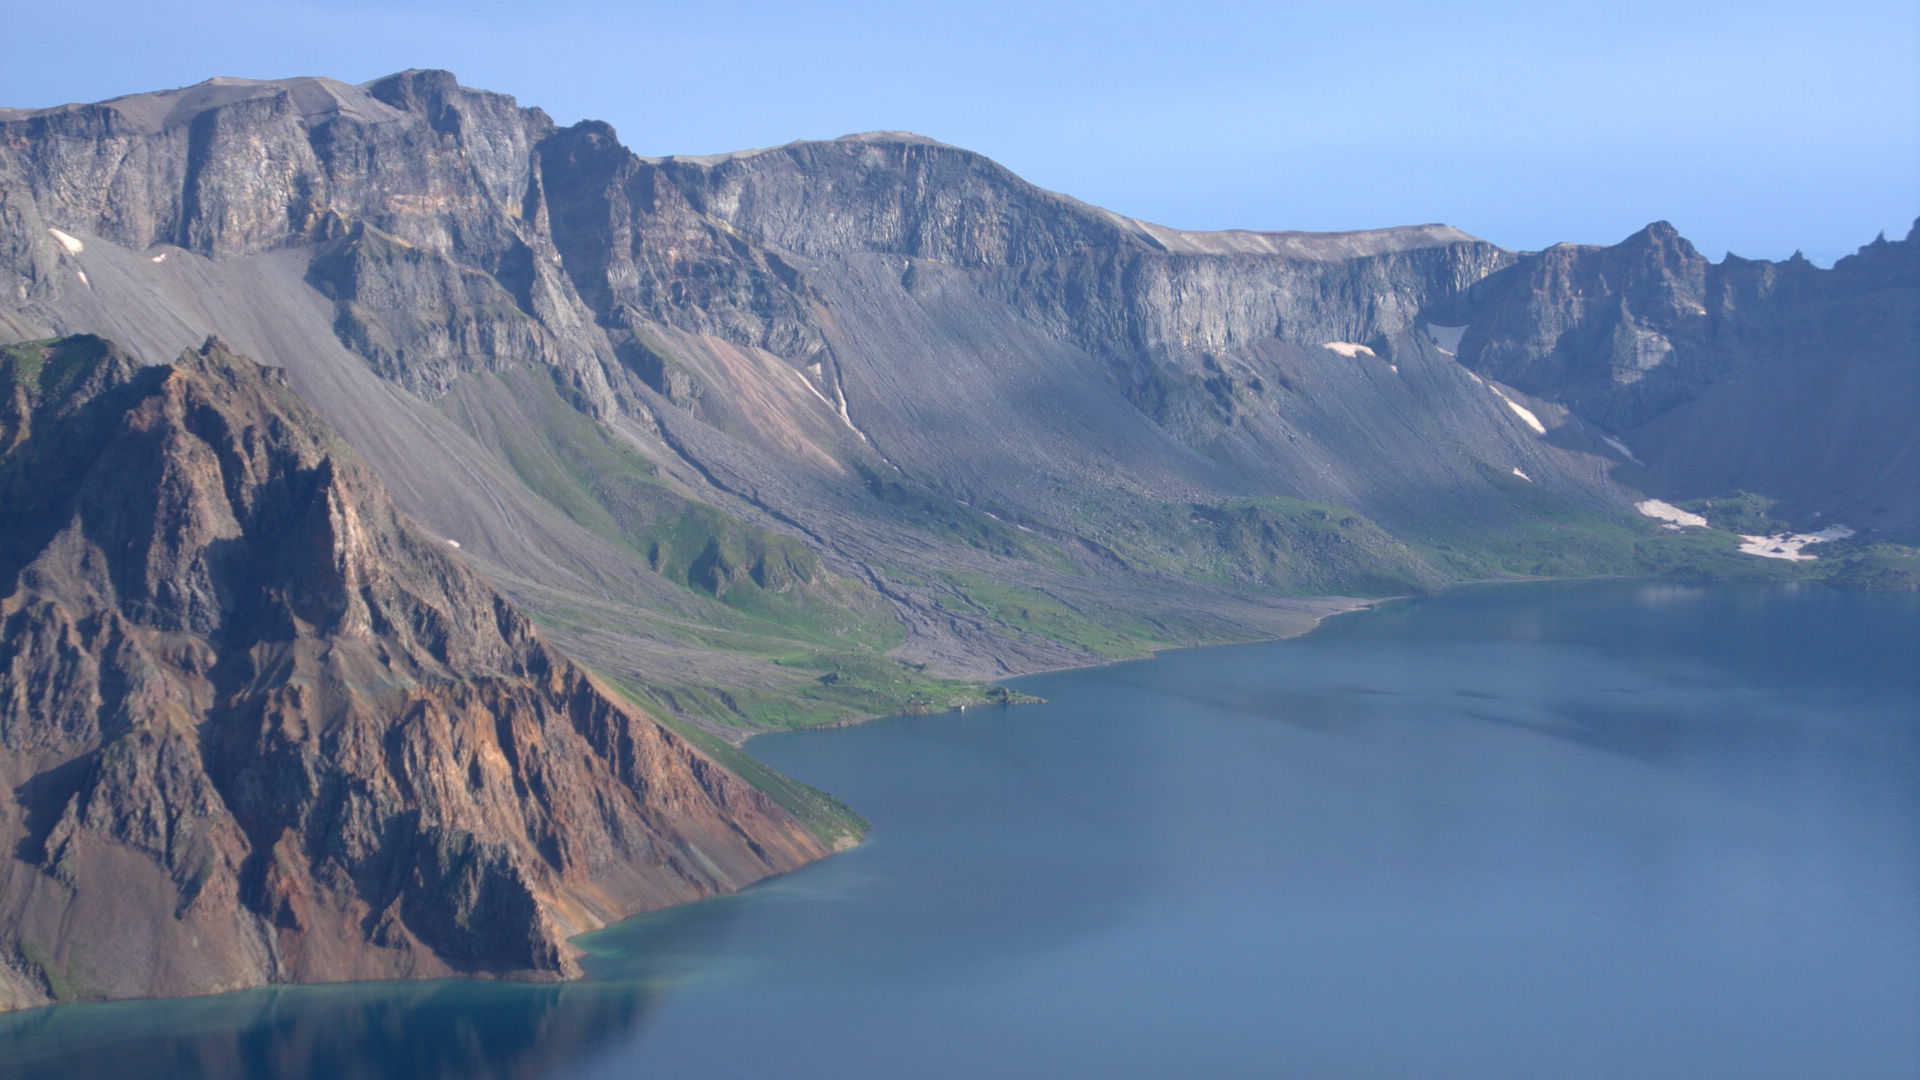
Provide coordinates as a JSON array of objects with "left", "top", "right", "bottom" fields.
[{"left": 4, "top": 581, "right": 1916, "bottom": 1078}]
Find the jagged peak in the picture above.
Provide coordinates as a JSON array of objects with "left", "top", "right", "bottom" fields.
[
  {"left": 182, "top": 334, "right": 288, "bottom": 387},
  {"left": 361, "top": 68, "right": 531, "bottom": 120},
  {"left": 561, "top": 118, "right": 623, "bottom": 143},
  {"left": 363, "top": 67, "right": 462, "bottom": 93},
  {"left": 1619, "top": 220, "right": 1695, "bottom": 251}
]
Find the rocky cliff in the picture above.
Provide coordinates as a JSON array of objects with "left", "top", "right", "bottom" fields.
[
  {"left": 0, "top": 335, "right": 825, "bottom": 1012},
  {"left": 1454, "top": 221, "right": 1919, "bottom": 536},
  {"left": 1, "top": 69, "right": 1911, "bottom": 715}
]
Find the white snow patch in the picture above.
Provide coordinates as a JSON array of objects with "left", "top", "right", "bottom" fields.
[
  {"left": 827, "top": 369, "right": 875, "bottom": 446},
  {"left": 1511, "top": 467, "right": 1531, "bottom": 482},
  {"left": 1636, "top": 499, "right": 1708, "bottom": 528},
  {"left": 1488, "top": 384, "right": 1547, "bottom": 434},
  {"left": 1737, "top": 526, "right": 1854, "bottom": 562},
  {"left": 150, "top": 252, "right": 168, "bottom": 263},
  {"left": 445, "top": 539, "right": 461, "bottom": 549},
  {"left": 47, "top": 228, "right": 83, "bottom": 254},
  {"left": 1602, "top": 434, "right": 1640, "bottom": 463},
  {"left": 74, "top": 270, "right": 89, "bottom": 289},
  {"left": 788, "top": 359, "right": 877, "bottom": 445},
  {"left": 790, "top": 362, "right": 840, "bottom": 412},
  {"left": 1322, "top": 341, "right": 1375, "bottom": 358}
]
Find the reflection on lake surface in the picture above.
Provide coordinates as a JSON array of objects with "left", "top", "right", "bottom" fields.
[
  {"left": 4, "top": 582, "right": 1916, "bottom": 1078},
  {"left": 0, "top": 980, "right": 655, "bottom": 1080}
]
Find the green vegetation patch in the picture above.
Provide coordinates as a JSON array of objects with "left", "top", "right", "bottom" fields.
[
  {"left": 2, "top": 335, "right": 110, "bottom": 398},
  {"left": 775, "top": 649, "right": 1032, "bottom": 721},
  {"left": 0, "top": 339, "right": 54, "bottom": 390},
  {"left": 933, "top": 572, "right": 1172, "bottom": 659},
  {"left": 856, "top": 463, "right": 1066, "bottom": 566},
  {"left": 445, "top": 369, "right": 901, "bottom": 656},
  {"left": 15, "top": 939, "right": 100, "bottom": 1003},
  {"left": 1404, "top": 470, "right": 1823, "bottom": 585},
  {"left": 604, "top": 677, "right": 867, "bottom": 847},
  {"left": 1078, "top": 495, "right": 1442, "bottom": 596},
  {"left": 1677, "top": 491, "right": 1786, "bottom": 535},
  {"left": 617, "top": 649, "right": 1025, "bottom": 735},
  {"left": 1821, "top": 544, "right": 1920, "bottom": 591}
]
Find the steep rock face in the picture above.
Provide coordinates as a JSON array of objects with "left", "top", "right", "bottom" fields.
[
  {"left": 0, "top": 71, "right": 626, "bottom": 416},
  {"left": 535, "top": 122, "right": 831, "bottom": 376},
  {"left": 659, "top": 134, "right": 1511, "bottom": 360},
  {"left": 635, "top": 133, "right": 1516, "bottom": 438},
  {"left": 0, "top": 336, "right": 824, "bottom": 1012},
  {"left": 1456, "top": 221, "right": 1919, "bottom": 534},
  {"left": 0, "top": 72, "right": 541, "bottom": 262},
  {"left": 1, "top": 77, "right": 1517, "bottom": 445},
  {"left": 304, "top": 221, "right": 563, "bottom": 397},
  {"left": 587, "top": 132, "right": 1587, "bottom": 534},
  {"left": 1459, "top": 222, "right": 1721, "bottom": 425}
]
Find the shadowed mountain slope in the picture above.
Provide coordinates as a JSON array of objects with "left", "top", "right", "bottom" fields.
[{"left": 1456, "top": 221, "right": 1920, "bottom": 536}]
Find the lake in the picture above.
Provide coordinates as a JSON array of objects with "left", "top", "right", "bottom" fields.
[{"left": 4, "top": 581, "right": 1916, "bottom": 1078}]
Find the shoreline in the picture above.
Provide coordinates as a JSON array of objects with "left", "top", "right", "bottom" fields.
[
  {"left": 732, "top": 570, "right": 1630, "bottom": 748},
  {"left": 0, "top": 575, "right": 1781, "bottom": 1019},
  {"left": 732, "top": 592, "right": 1392, "bottom": 748}
]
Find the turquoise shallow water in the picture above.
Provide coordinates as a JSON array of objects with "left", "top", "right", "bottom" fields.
[{"left": 4, "top": 581, "right": 1917, "bottom": 1078}]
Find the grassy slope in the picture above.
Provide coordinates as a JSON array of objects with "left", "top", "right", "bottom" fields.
[
  {"left": 447, "top": 363, "right": 1903, "bottom": 747},
  {"left": 602, "top": 675, "right": 868, "bottom": 848},
  {"left": 439, "top": 370, "right": 1022, "bottom": 734}
]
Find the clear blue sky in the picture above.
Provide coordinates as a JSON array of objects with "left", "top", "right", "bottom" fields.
[{"left": 4, "top": 1, "right": 1914, "bottom": 263}]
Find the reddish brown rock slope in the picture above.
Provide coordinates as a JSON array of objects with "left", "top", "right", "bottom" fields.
[{"left": 0, "top": 335, "right": 826, "bottom": 1012}]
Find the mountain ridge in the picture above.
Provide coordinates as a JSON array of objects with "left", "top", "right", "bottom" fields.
[{"left": 2, "top": 68, "right": 1912, "bottom": 716}]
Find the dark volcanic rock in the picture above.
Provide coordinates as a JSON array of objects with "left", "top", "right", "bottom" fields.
[
  {"left": 0, "top": 336, "right": 825, "bottom": 1012},
  {"left": 304, "top": 221, "right": 564, "bottom": 397}
]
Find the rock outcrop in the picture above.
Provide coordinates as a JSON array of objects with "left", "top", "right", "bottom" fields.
[
  {"left": 1457, "top": 220, "right": 1919, "bottom": 534},
  {"left": 0, "top": 335, "right": 825, "bottom": 1012}
]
